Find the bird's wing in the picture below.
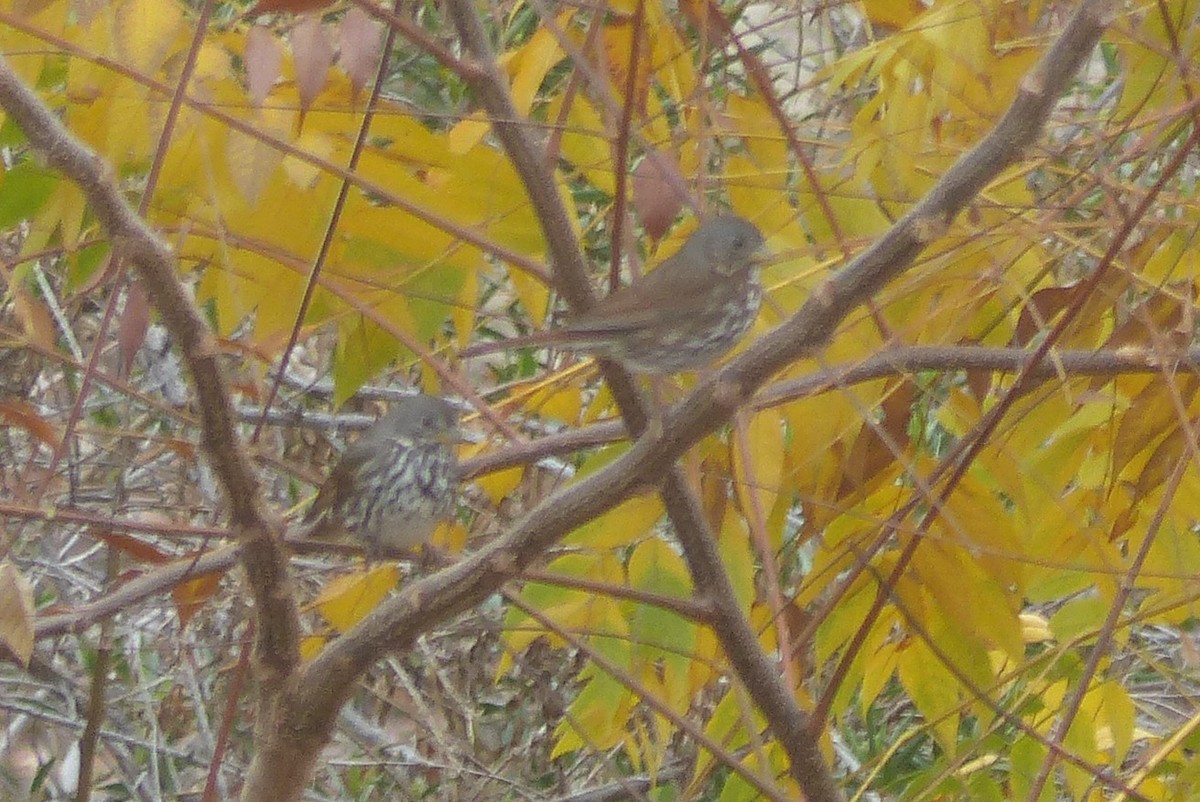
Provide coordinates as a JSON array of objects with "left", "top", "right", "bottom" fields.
[
  {"left": 302, "top": 442, "right": 374, "bottom": 526},
  {"left": 563, "top": 256, "right": 715, "bottom": 335}
]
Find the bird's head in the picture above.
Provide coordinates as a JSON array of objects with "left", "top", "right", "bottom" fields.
[{"left": 698, "top": 216, "right": 768, "bottom": 276}]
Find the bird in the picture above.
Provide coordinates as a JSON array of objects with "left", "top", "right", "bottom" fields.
[
  {"left": 298, "top": 395, "right": 460, "bottom": 558},
  {"left": 461, "top": 216, "right": 767, "bottom": 373}
]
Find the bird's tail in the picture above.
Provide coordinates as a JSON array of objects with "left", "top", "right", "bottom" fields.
[{"left": 459, "top": 329, "right": 609, "bottom": 359}]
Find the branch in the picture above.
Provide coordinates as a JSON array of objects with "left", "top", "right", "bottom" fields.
[
  {"left": 0, "top": 44, "right": 303, "bottom": 736},
  {"left": 461, "top": 343, "right": 1200, "bottom": 476}
]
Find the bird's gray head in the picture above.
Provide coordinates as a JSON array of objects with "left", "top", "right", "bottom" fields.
[
  {"left": 381, "top": 395, "right": 459, "bottom": 440},
  {"left": 693, "top": 216, "right": 767, "bottom": 276}
]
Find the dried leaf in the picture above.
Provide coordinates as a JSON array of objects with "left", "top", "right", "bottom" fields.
[
  {"left": 245, "top": 25, "right": 282, "bottom": 105},
  {"left": 0, "top": 562, "right": 35, "bottom": 667},
  {"left": 12, "top": 285, "right": 56, "bottom": 352},
  {"left": 292, "top": 16, "right": 333, "bottom": 116},
  {"left": 631, "top": 151, "right": 686, "bottom": 242},
  {"left": 0, "top": 400, "right": 58, "bottom": 448},
  {"left": 338, "top": 7, "right": 382, "bottom": 95},
  {"left": 245, "top": 0, "right": 334, "bottom": 16},
  {"left": 173, "top": 571, "right": 222, "bottom": 628},
  {"left": 117, "top": 282, "right": 150, "bottom": 379},
  {"left": 226, "top": 127, "right": 282, "bottom": 205},
  {"left": 94, "top": 531, "right": 169, "bottom": 564}
]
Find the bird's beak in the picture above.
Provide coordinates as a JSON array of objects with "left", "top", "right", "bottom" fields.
[{"left": 751, "top": 243, "right": 772, "bottom": 267}]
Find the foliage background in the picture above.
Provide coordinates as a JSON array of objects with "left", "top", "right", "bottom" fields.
[{"left": 1, "top": 0, "right": 1199, "bottom": 800}]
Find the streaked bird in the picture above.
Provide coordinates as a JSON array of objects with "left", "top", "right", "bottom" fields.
[
  {"left": 462, "top": 216, "right": 767, "bottom": 373},
  {"left": 300, "top": 395, "right": 460, "bottom": 557}
]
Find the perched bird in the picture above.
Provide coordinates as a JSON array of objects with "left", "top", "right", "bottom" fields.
[
  {"left": 299, "top": 395, "right": 460, "bottom": 558},
  {"left": 462, "top": 216, "right": 767, "bottom": 373}
]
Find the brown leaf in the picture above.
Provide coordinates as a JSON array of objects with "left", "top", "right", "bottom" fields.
[
  {"left": 0, "top": 562, "right": 35, "bottom": 667},
  {"left": 173, "top": 570, "right": 222, "bottom": 628},
  {"left": 677, "top": 0, "right": 732, "bottom": 46},
  {"left": 338, "top": 7, "right": 382, "bottom": 95},
  {"left": 117, "top": 282, "right": 150, "bottom": 380},
  {"left": 12, "top": 286, "right": 56, "bottom": 352},
  {"left": 839, "top": 380, "right": 914, "bottom": 498},
  {"left": 245, "top": 0, "right": 335, "bottom": 17},
  {"left": 292, "top": 16, "right": 333, "bottom": 116},
  {"left": 93, "top": 530, "right": 169, "bottom": 564},
  {"left": 0, "top": 400, "right": 59, "bottom": 448},
  {"left": 245, "top": 25, "right": 283, "bottom": 105},
  {"left": 1012, "top": 285, "right": 1077, "bottom": 346},
  {"left": 1103, "top": 282, "right": 1194, "bottom": 351}
]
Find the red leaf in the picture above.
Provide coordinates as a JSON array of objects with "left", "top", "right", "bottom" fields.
[{"left": 632, "top": 151, "right": 687, "bottom": 242}]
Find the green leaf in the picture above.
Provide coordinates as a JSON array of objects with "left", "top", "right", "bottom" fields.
[
  {"left": 0, "top": 161, "right": 58, "bottom": 229},
  {"left": 66, "top": 240, "right": 111, "bottom": 292},
  {"left": 332, "top": 315, "right": 404, "bottom": 406}
]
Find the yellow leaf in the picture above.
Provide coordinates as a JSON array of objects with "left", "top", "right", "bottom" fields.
[
  {"left": 283, "top": 129, "right": 334, "bottom": 188},
  {"left": 813, "top": 577, "right": 877, "bottom": 668},
  {"left": 504, "top": 11, "right": 570, "bottom": 114},
  {"left": 1049, "top": 596, "right": 1109, "bottom": 644},
  {"left": 938, "top": 471, "right": 1025, "bottom": 592},
  {"left": 475, "top": 464, "right": 525, "bottom": 506},
  {"left": 225, "top": 124, "right": 282, "bottom": 205},
  {"left": 314, "top": 564, "right": 398, "bottom": 632},
  {"left": 897, "top": 638, "right": 960, "bottom": 755},
  {"left": 627, "top": 540, "right": 696, "bottom": 713},
  {"left": 1098, "top": 679, "right": 1136, "bottom": 762},
  {"left": 725, "top": 95, "right": 786, "bottom": 183},
  {"left": 914, "top": 540, "right": 1022, "bottom": 661},
  {"left": 502, "top": 553, "right": 628, "bottom": 665},
  {"left": 564, "top": 493, "right": 663, "bottom": 550},
  {"left": 717, "top": 511, "right": 756, "bottom": 610},
  {"left": 448, "top": 111, "right": 490, "bottom": 155},
  {"left": 116, "top": 0, "right": 185, "bottom": 75},
  {"left": 452, "top": 264, "right": 478, "bottom": 346},
  {"left": 732, "top": 408, "right": 785, "bottom": 538},
  {"left": 430, "top": 521, "right": 467, "bottom": 553},
  {"left": 1141, "top": 520, "right": 1200, "bottom": 615},
  {"left": 506, "top": 264, "right": 552, "bottom": 329},
  {"left": 553, "top": 667, "right": 632, "bottom": 757},
  {"left": 547, "top": 94, "right": 615, "bottom": 195},
  {"left": 1019, "top": 613, "right": 1053, "bottom": 644},
  {"left": 0, "top": 0, "right": 69, "bottom": 86},
  {"left": 332, "top": 314, "right": 405, "bottom": 406},
  {"left": 859, "top": 0, "right": 926, "bottom": 28},
  {"left": 300, "top": 635, "right": 328, "bottom": 661},
  {"left": 1009, "top": 735, "right": 1048, "bottom": 802},
  {"left": 1114, "top": 376, "right": 1199, "bottom": 482},
  {"left": 643, "top": 0, "right": 695, "bottom": 108},
  {"left": 860, "top": 640, "right": 899, "bottom": 713},
  {"left": 522, "top": 383, "right": 583, "bottom": 425}
]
